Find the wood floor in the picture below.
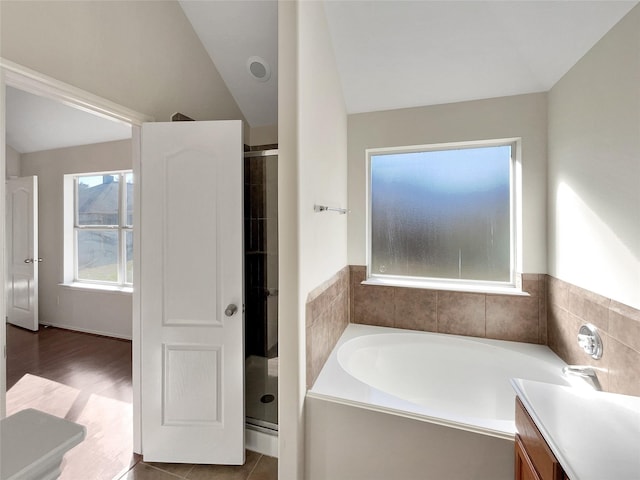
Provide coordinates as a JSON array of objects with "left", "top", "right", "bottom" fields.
[
  {"left": 6, "top": 324, "right": 137, "bottom": 479},
  {"left": 6, "top": 324, "right": 277, "bottom": 480}
]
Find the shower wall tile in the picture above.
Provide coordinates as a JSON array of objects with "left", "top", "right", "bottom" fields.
[
  {"left": 547, "top": 276, "right": 570, "bottom": 310},
  {"left": 352, "top": 283, "right": 395, "bottom": 327},
  {"left": 317, "top": 269, "right": 640, "bottom": 398},
  {"left": 438, "top": 291, "right": 486, "bottom": 337},
  {"left": 349, "top": 266, "right": 366, "bottom": 322},
  {"left": 546, "top": 275, "right": 640, "bottom": 397},
  {"left": 609, "top": 300, "right": 640, "bottom": 352},
  {"left": 522, "top": 273, "right": 542, "bottom": 297},
  {"left": 567, "top": 284, "right": 610, "bottom": 331},
  {"left": 486, "top": 294, "right": 539, "bottom": 343},
  {"left": 607, "top": 338, "right": 640, "bottom": 397},
  {"left": 394, "top": 288, "right": 437, "bottom": 332},
  {"left": 538, "top": 278, "right": 548, "bottom": 345},
  {"left": 306, "top": 266, "right": 350, "bottom": 389},
  {"left": 348, "top": 266, "right": 545, "bottom": 344}
]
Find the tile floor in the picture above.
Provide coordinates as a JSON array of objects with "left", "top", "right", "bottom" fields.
[{"left": 115, "top": 450, "right": 277, "bottom": 480}]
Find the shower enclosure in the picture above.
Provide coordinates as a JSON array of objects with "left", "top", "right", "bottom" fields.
[{"left": 244, "top": 148, "right": 278, "bottom": 433}]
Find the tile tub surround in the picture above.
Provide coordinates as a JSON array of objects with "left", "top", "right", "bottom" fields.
[
  {"left": 349, "top": 266, "right": 547, "bottom": 344},
  {"left": 547, "top": 276, "right": 640, "bottom": 397},
  {"left": 306, "top": 266, "right": 350, "bottom": 388}
]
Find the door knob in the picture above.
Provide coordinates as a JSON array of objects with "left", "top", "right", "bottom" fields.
[
  {"left": 225, "top": 304, "right": 238, "bottom": 317},
  {"left": 23, "top": 258, "right": 43, "bottom": 264}
]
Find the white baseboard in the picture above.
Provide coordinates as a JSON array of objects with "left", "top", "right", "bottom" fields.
[
  {"left": 246, "top": 427, "right": 278, "bottom": 458},
  {"left": 39, "top": 322, "right": 132, "bottom": 341}
]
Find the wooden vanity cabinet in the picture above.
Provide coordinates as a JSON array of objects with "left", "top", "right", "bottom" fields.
[{"left": 515, "top": 397, "right": 567, "bottom": 480}]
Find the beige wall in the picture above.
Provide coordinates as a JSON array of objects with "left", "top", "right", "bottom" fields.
[
  {"left": 277, "top": 1, "right": 302, "bottom": 478},
  {"left": 0, "top": 1, "right": 246, "bottom": 128},
  {"left": 347, "top": 93, "right": 548, "bottom": 274},
  {"left": 278, "top": 0, "right": 349, "bottom": 477},
  {"left": 298, "top": 2, "right": 348, "bottom": 298},
  {"left": 548, "top": 5, "right": 640, "bottom": 310},
  {"left": 5, "top": 145, "right": 20, "bottom": 178},
  {"left": 249, "top": 124, "right": 278, "bottom": 147},
  {"left": 21, "top": 140, "right": 133, "bottom": 339}
]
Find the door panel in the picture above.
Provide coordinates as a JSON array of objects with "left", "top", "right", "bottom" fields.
[
  {"left": 6, "top": 176, "right": 38, "bottom": 331},
  {"left": 140, "top": 121, "right": 244, "bottom": 464}
]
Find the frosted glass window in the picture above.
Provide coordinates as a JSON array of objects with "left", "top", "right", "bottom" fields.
[{"left": 369, "top": 144, "right": 513, "bottom": 283}]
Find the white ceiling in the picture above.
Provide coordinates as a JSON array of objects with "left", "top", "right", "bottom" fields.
[
  {"left": 323, "top": 1, "right": 638, "bottom": 113},
  {"left": 179, "top": 0, "right": 278, "bottom": 128},
  {"left": 5, "top": 1, "right": 637, "bottom": 153},
  {"left": 6, "top": 86, "right": 131, "bottom": 154},
  {"left": 181, "top": 0, "right": 637, "bottom": 124}
]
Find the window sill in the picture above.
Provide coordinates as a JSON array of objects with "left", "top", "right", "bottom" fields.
[
  {"left": 58, "top": 282, "right": 133, "bottom": 295},
  {"left": 362, "top": 276, "right": 530, "bottom": 296}
]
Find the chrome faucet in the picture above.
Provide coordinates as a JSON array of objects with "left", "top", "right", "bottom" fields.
[{"left": 562, "top": 365, "right": 602, "bottom": 391}]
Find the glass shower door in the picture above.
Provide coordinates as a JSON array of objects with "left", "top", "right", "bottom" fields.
[{"left": 244, "top": 149, "right": 278, "bottom": 432}]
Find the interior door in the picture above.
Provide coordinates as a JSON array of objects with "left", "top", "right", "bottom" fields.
[
  {"left": 6, "top": 176, "right": 38, "bottom": 331},
  {"left": 140, "top": 121, "right": 244, "bottom": 464}
]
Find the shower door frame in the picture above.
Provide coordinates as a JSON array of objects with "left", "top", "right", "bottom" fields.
[{"left": 244, "top": 148, "right": 279, "bottom": 434}]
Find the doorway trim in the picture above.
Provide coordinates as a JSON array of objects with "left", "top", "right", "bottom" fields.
[{"left": 0, "top": 58, "right": 152, "bottom": 453}]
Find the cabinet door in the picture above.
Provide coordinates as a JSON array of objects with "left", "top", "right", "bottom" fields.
[
  {"left": 515, "top": 398, "right": 565, "bottom": 480},
  {"left": 515, "top": 435, "right": 542, "bottom": 480}
]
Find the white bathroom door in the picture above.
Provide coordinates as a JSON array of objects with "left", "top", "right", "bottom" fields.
[
  {"left": 140, "top": 121, "right": 244, "bottom": 464},
  {"left": 6, "top": 176, "right": 39, "bottom": 332}
]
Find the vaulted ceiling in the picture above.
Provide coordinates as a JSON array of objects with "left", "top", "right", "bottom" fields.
[
  {"left": 182, "top": 0, "right": 637, "bottom": 125},
  {"left": 6, "top": 1, "right": 638, "bottom": 152}
]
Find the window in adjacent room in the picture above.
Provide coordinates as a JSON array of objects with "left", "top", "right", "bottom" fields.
[
  {"left": 68, "top": 171, "right": 133, "bottom": 287},
  {"left": 366, "top": 139, "right": 520, "bottom": 290}
]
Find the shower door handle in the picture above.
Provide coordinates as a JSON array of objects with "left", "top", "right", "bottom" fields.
[{"left": 225, "top": 304, "right": 238, "bottom": 317}]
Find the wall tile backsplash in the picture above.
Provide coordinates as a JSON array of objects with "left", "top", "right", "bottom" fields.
[
  {"left": 350, "top": 266, "right": 547, "bottom": 344},
  {"left": 305, "top": 266, "right": 350, "bottom": 388},
  {"left": 547, "top": 276, "right": 640, "bottom": 397},
  {"left": 306, "top": 266, "right": 640, "bottom": 397}
]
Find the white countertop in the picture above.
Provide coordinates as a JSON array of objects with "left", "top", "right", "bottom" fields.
[{"left": 511, "top": 378, "right": 640, "bottom": 480}]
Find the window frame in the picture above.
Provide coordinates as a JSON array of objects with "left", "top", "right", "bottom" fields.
[
  {"left": 365, "top": 138, "right": 522, "bottom": 294},
  {"left": 69, "top": 170, "right": 133, "bottom": 288}
]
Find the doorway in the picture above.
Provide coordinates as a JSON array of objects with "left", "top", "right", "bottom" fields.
[
  {"left": 3, "top": 81, "right": 138, "bottom": 478},
  {"left": 1, "top": 60, "right": 279, "bottom": 469}
]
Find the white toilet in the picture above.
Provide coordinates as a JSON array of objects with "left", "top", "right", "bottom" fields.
[{"left": 0, "top": 409, "right": 86, "bottom": 480}]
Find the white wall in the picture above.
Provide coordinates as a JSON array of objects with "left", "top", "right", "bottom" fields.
[
  {"left": 0, "top": 1, "right": 246, "bottom": 127},
  {"left": 548, "top": 5, "right": 640, "bottom": 310},
  {"left": 298, "top": 2, "right": 348, "bottom": 298},
  {"left": 20, "top": 140, "right": 133, "bottom": 339},
  {"left": 278, "top": 0, "right": 349, "bottom": 477},
  {"left": 278, "top": 2, "right": 302, "bottom": 477},
  {"left": 347, "top": 93, "right": 548, "bottom": 274},
  {"left": 5, "top": 145, "right": 20, "bottom": 178},
  {"left": 249, "top": 124, "right": 278, "bottom": 147}
]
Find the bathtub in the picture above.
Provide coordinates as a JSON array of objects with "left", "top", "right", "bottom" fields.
[{"left": 305, "top": 324, "right": 583, "bottom": 480}]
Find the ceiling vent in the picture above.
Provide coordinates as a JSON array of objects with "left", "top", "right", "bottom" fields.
[{"left": 247, "top": 56, "right": 271, "bottom": 82}]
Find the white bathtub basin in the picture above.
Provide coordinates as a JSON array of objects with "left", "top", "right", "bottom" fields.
[{"left": 310, "top": 324, "right": 580, "bottom": 439}]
